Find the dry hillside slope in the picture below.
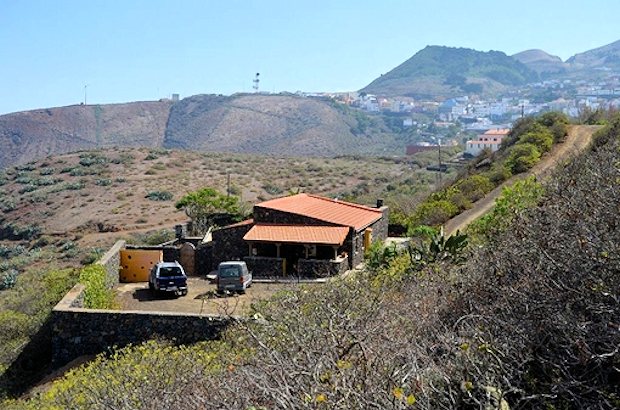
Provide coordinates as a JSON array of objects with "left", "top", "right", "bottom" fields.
[
  {"left": 0, "top": 101, "right": 172, "bottom": 168},
  {"left": 164, "top": 94, "right": 390, "bottom": 156},
  {"left": 0, "top": 94, "right": 395, "bottom": 169}
]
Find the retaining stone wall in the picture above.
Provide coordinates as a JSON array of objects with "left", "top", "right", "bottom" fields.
[
  {"left": 96, "top": 240, "right": 125, "bottom": 287},
  {"left": 52, "top": 307, "right": 229, "bottom": 367},
  {"left": 51, "top": 239, "right": 230, "bottom": 368}
]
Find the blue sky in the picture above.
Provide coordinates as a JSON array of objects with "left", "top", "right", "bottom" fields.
[{"left": 0, "top": 0, "right": 618, "bottom": 114}]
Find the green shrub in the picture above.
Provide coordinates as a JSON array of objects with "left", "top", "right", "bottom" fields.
[
  {"left": 18, "top": 185, "right": 38, "bottom": 194},
  {"left": 64, "top": 181, "right": 85, "bottom": 191},
  {"left": 39, "top": 167, "right": 55, "bottom": 176},
  {"left": 145, "top": 190, "right": 173, "bottom": 201},
  {"left": 487, "top": 165, "right": 512, "bottom": 185},
  {"left": 94, "top": 178, "right": 112, "bottom": 186},
  {"left": 0, "top": 269, "right": 18, "bottom": 290},
  {"left": 409, "top": 199, "right": 459, "bottom": 227},
  {"left": 457, "top": 175, "right": 494, "bottom": 202},
  {"left": 262, "top": 183, "right": 283, "bottom": 195},
  {"left": 79, "top": 265, "right": 116, "bottom": 309},
  {"left": 468, "top": 176, "right": 544, "bottom": 240},
  {"left": 505, "top": 143, "right": 541, "bottom": 174},
  {"left": 15, "top": 163, "right": 35, "bottom": 172},
  {"left": 79, "top": 153, "right": 108, "bottom": 167},
  {"left": 518, "top": 128, "right": 553, "bottom": 153}
]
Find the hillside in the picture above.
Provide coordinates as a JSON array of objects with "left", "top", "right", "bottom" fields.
[
  {"left": 512, "top": 49, "right": 568, "bottom": 76},
  {"left": 164, "top": 94, "right": 392, "bottom": 156},
  {"left": 361, "top": 46, "right": 539, "bottom": 98},
  {"left": 567, "top": 39, "right": 620, "bottom": 69},
  {"left": 0, "top": 101, "right": 172, "bottom": 169},
  {"left": 0, "top": 95, "right": 396, "bottom": 169},
  {"left": 0, "top": 146, "right": 454, "bottom": 247},
  {"left": 4, "top": 116, "right": 618, "bottom": 409}
]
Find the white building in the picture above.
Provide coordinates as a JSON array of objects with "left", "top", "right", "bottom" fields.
[{"left": 465, "top": 128, "right": 510, "bottom": 156}]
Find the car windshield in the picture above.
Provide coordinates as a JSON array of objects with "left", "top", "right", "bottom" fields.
[
  {"left": 219, "top": 266, "right": 240, "bottom": 278},
  {"left": 159, "top": 267, "right": 182, "bottom": 277}
]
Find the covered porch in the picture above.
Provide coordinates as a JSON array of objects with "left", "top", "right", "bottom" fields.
[{"left": 243, "top": 224, "right": 350, "bottom": 278}]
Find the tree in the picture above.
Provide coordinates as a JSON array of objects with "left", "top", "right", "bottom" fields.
[{"left": 175, "top": 188, "right": 243, "bottom": 234}]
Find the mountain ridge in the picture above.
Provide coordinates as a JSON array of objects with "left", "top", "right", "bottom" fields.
[{"left": 0, "top": 94, "right": 394, "bottom": 169}]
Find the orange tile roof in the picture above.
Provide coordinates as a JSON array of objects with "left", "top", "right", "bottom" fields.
[
  {"left": 244, "top": 224, "right": 349, "bottom": 245},
  {"left": 483, "top": 128, "right": 510, "bottom": 136},
  {"left": 256, "top": 193, "right": 383, "bottom": 231},
  {"left": 467, "top": 140, "right": 502, "bottom": 144}
]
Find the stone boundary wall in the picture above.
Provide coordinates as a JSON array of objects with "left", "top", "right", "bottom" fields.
[
  {"left": 52, "top": 305, "right": 230, "bottom": 367},
  {"left": 96, "top": 239, "right": 125, "bottom": 287},
  {"left": 51, "top": 239, "right": 230, "bottom": 368}
]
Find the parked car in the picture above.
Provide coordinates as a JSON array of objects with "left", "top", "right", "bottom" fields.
[
  {"left": 216, "top": 261, "right": 252, "bottom": 294},
  {"left": 149, "top": 261, "right": 188, "bottom": 296}
]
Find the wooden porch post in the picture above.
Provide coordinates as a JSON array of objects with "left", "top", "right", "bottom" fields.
[{"left": 276, "top": 243, "right": 281, "bottom": 258}]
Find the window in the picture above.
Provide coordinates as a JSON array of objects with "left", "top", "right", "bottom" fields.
[
  {"left": 159, "top": 267, "right": 182, "bottom": 277},
  {"left": 219, "top": 266, "right": 240, "bottom": 278}
]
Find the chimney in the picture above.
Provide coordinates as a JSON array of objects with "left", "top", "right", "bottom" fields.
[{"left": 376, "top": 199, "right": 384, "bottom": 208}]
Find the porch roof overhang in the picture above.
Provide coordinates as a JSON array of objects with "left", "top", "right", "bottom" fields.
[{"left": 243, "top": 224, "right": 349, "bottom": 246}]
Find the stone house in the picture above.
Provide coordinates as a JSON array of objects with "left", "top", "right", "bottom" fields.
[{"left": 211, "top": 193, "right": 389, "bottom": 278}]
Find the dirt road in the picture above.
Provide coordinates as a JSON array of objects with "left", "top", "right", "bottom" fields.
[{"left": 443, "top": 125, "right": 599, "bottom": 236}]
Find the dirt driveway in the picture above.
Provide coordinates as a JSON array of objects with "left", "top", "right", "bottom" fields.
[{"left": 115, "top": 277, "right": 312, "bottom": 316}]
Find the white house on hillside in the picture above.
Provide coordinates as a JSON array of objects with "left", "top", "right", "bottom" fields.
[{"left": 465, "top": 128, "right": 510, "bottom": 156}]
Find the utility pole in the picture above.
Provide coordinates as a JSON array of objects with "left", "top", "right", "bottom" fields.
[
  {"left": 226, "top": 170, "right": 231, "bottom": 197},
  {"left": 438, "top": 138, "right": 442, "bottom": 186}
]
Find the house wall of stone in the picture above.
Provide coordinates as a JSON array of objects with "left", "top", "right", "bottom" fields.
[
  {"left": 253, "top": 207, "right": 340, "bottom": 227},
  {"left": 211, "top": 224, "right": 253, "bottom": 271}
]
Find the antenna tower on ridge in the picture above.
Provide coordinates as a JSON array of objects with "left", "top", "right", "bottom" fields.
[{"left": 253, "top": 73, "right": 260, "bottom": 93}]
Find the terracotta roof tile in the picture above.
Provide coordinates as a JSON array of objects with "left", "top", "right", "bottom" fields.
[
  {"left": 483, "top": 128, "right": 510, "bottom": 136},
  {"left": 256, "top": 194, "right": 383, "bottom": 231},
  {"left": 244, "top": 224, "right": 349, "bottom": 245}
]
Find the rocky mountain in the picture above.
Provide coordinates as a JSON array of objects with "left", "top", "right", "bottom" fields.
[
  {"left": 361, "top": 46, "right": 539, "bottom": 98},
  {"left": 0, "top": 94, "right": 392, "bottom": 168},
  {"left": 512, "top": 49, "right": 568, "bottom": 76}
]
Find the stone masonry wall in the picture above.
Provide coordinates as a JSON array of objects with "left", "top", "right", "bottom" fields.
[
  {"left": 253, "top": 207, "right": 340, "bottom": 227},
  {"left": 244, "top": 256, "right": 285, "bottom": 277},
  {"left": 51, "top": 239, "right": 230, "bottom": 368},
  {"left": 298, "top": 256, "right": 348, "bottom": 278},
  {"left": 96, "top": 239, "right": 125, "bottom": 287},
  {"left": 52, "top": 307, "right": 229, "bottom": 367},
  {"left": 212, "top": 223, "right": 253, "bottom": 271}
]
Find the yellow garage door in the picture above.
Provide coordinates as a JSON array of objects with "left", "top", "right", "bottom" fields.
[{"left": 119, "top": 250, "right": 163, "bottom": 282}]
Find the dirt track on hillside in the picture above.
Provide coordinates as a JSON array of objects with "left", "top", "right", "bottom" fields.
[{"left": 443, "top": 125, "right": 600, "bottom": 236}]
